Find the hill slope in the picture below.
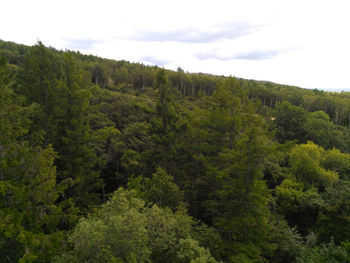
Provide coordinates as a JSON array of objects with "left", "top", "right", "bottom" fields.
[{"left": 2, "top": 40, "right": 350, "bottom": 262}]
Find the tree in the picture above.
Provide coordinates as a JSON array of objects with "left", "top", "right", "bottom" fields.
[
  {"left": 53, "top": 188, "right": 219, "bottom": 263},
  {"left": 54, "top": 53, "right": 101, "bottom": 210},
  {"left": 196, "top": 78, "right": 276, "bottom": 261},
  {"left": 18, "top": 41, "right": 63, "bottom": 146},
  {"left": 269, "top": 218, "right": 304, "bottom": 263},
  {"left": 147, "top": 69, "right": 188, "bottom": 179},
  {"left": 275, "top": 178, "right": 324, "bottom": 236},
  {"left": 274, "top": 101, "right": 307, "bottom": 143},
  {"left": 304, "top": 111, "right": 332, "bottom": 149},
  {"left": 153, "top": 68, "right": 177, "bottom": 135},
  {"left": 19, "top": 43, "right": 101, "bottom": 211},
  {"left": 288, "top": 142, "right": 338, "bottom": 189},
  {"left": 296, "top": 239, "right": 350, "bottom": 263},
  {"left": 128, "top": 167, "right": 184, "bottom": 211},
  {"left": 321, "top": 148, "right": 350, "bottom": 181},
  {"left": 0, "top": 58, "right": 67, "bottom": 262},
  {"left": 317, "top": 180, "right": 350, "bottom": 244}
]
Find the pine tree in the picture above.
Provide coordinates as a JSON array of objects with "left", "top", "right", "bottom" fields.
[
  {"left": 18, "top": 41, "right": 63, "bottom": 146},
  {"left": 19, "top": 43, "right": 101, "bottom": 211},
  {"left": 56, "top": 53, "right": 101, "bottom": 210},
  {"left": 0, "top": 58, "right": 66, "bottom": 262},
  {"left": 196, "top": 78, "right": 276, "bottom": 261},
  {"left": 145, "top": 69, "right": 179, "bottom": 174}
]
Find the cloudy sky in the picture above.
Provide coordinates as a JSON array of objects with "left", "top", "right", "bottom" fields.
[{"left": 2, "top": 0, "right": 350, "bottom": 91}]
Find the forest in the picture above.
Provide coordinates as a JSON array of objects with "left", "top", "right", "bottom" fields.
[{"left": 2, "top": 39, "right": 350, "bottom": 262}]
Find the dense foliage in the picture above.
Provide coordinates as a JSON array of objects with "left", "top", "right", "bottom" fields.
[{"left": 2, "top": 39, "right": 350, "bottom": 262}]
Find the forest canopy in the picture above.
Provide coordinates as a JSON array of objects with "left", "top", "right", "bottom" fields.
[{"left": 2, "top": 39, "right": 350, "bottom": 262}]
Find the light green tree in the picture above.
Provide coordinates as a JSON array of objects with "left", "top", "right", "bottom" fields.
[
  {"left": 289, "top": 142, "right": 338, "bottom": 188},
  {"left": 53, "top": 188, "right": 219, "bottom": 263}
]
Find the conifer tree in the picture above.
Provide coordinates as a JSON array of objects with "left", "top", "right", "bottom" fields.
[
  {"left": 19, "top": 43, "right": 101, "bottom": 211},
  {"left": 18, "top": 41, "right": 63, "bottom": 146},
  {"left": 56, "top": 53, "right": 101, "bottom": 210},
  {"left": 197, "top": 78, "right": 275, "bottom": 261},
  {"left": 0, "top": 58, "right": 66, "bottom": 262},
  {"left": 147, "top": 69, "right": 179, "bottom": 174}
]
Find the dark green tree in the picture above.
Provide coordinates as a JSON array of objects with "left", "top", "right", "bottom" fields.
[
  {"left": 0, "top": 58, "right": 68, "bottom": 262},
  {"left": 147, "top": 69, "right": 185, "bottom": 177},
  {"left": 128, "top": 167, "right": 184, "bottom": 211},
  {"left": 19, "top": 43, "right": 101, "bottom": 211},
  {"left": 55, "top": 53, "right": 101, "bottom": 210},
  {"left": 317, "top": 180, "right": 350, "bottom": 244},
  {"left": 196, "top": 78, "right": 276, "bottom": 261},
  {"left": 18, "top": 41, "right": 63, "bottom": 146},
  {"left": 274, "top": 101, "right": 307, "bottom": 143},
  {"left": 154, "top": 69, "right": 177, "bottom": 134}
]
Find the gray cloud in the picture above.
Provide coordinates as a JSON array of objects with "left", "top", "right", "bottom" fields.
[
  {"left": 63, "top": 38, "right": 101, "bottom": 50},
  {"left": 141, "top": 55, "right": 171, "bottom": 66},
  {"left": 234, "top": 49, "right": 282, "bottom": 60},
  {"left": 195, "top": 49, "right": 232, "bottom": 61},
  {"left": 234, "top": 49, "right": 285, "bottom": 60},
  {"left": 196, "top": 48, "right": 296, "bottom": 61},
  {"left": 131, "top": 21, "right": 258, "bottom": 43}
]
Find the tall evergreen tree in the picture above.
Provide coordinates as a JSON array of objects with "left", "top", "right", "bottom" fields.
[
  {"left": 55, "top": 53, "right": 101, "bottom": 210},
  {"left": 19, "top": 43, "right": 101, "bottom": 211},
  {"left": 196, "top": 78, "right": 276, "bottom": 261},
  {"left": 145, "top": 69, "right": 180, "bottom": 175},
  {"left": 0, "top": 58, "right": 67, "bottom": 262},
  {"left": 18, "top": 41, "right": 63, "bottom": 146}
]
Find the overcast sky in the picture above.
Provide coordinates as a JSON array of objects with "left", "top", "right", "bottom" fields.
[{"left": 2, "top": 0, "right": 350, "bottom": 91}]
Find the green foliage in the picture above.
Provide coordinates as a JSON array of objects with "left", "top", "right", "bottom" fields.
[
  {"left": 0, "top": 59, "right": 68, "bottom": 262},
  {"left": 321, "top": 148, "right": 350, "bottom": 180},
  {"left": 275, "top": 173, "right": 324, "bottom": 234},
  {"left": 275, "top": 101, "right": 307, "bottom": 143},
  {"left": 194, "top": 78, "right": 276, "bottom": 261},
  {"left": 176, "top": 238, "right": 219, "bottom": 263},
  {"left": 53, "top": 188, "right": 219, "bottom": 263},
  {"left": 296, "top": 239, "right": 350, "bottom": 263},
  {"left": 55, "top": 53, "right": 101, "bottom": 210},
  {"left": 269, "top": 218, "right": 304, "bottom": 263},
  {"left": 19, "top": 43, "right": 102, "bottom": 211},
  {"left": 304, "top": 111, "right": 332, "bottom": 148},
  {"left": 149, "top": 69, "right": 181, "bottom": 172},
  {"left": 289, "top": 142, "right": 338, "bottom": 188},
  {"left": 155, "top": 68, "right": 176, "bottom": 133},
  {"left": 4, "top": 39, "right": 350, "bottom": 262},
  {"left": 275, "top": 179, "right": 305, "bottom": 213},
  {"left": 18, "top": 41, "right": 63, "bottom": 144},
  {"left": 128, "top": 167, "right": 184, "bottom": 210},
  {"left": 317, "top": 180, "right": 350, "bottom": 243}
]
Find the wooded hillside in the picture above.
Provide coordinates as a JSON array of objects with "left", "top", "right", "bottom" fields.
[{"left": 2, "top": 40, "right": 350, "bottom": 262}]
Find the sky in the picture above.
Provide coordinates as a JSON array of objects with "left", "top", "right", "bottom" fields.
[{"left": 2, "top": 0, "right": 350, "bottom": 91}]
